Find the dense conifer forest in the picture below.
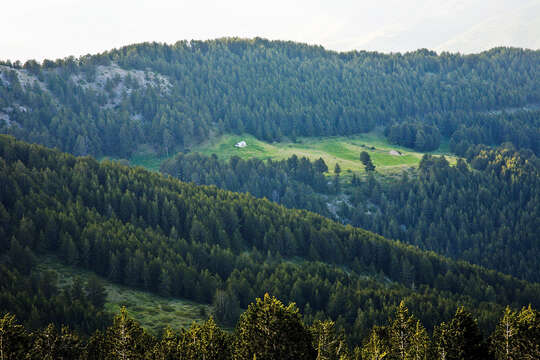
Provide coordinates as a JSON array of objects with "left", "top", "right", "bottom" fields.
[
  {"left": 160, "top": 146, "right": 540, "bottom": 282},
  {"left": 1, "top": 39, "right": 539, "bottom": 157},
  {"left": 1, "top": 38, "right": 540, "bottom": 356},
  {"left": 160, "top": 153, "right": 332, "bottom": 217},
  {"left": 1, "top": 135, "right": 539, "bottom": 346},
  {"left": 1, "top": 294, "right": 538, "bottom": 359}
]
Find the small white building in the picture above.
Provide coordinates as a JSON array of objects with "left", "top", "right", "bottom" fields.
[{"left": 235, "top": 141, "right": 247, "bottom": 148}]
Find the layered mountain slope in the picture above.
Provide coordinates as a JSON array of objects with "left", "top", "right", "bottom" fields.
[
  {"left": 1, "top": 135, "right": 539, "bottom": 342},
  {"left": 1, "top": 40, "right": 540, "bottom": 158},
  {"left": 160, "top": 147, "right": 540, "bottom": 282}
]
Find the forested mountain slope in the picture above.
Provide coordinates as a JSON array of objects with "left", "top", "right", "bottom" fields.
[
  {"left": 160, "top": 147, "right": 540, "bottom": 282},
  {"left": 345, "top": 148, "right": 540, "bottom": 281},
  {"left": 1, "top": 39, "right": 539, "bottom": 157},
  {"left": 1, "top": 135, "right": 539, "bottom": 343}
]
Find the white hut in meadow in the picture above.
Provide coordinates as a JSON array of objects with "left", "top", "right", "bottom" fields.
[{"left": 235, "top": 141, "right": 247, "bottom": 148}]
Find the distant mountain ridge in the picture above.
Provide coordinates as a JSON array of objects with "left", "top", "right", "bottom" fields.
[{"left": 1, "top": 39, "right": 539, "bottom": 159}]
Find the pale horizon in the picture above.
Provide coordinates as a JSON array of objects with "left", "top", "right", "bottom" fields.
[{"left": 2, "top": 0, "right": 540, "bottom": 62}]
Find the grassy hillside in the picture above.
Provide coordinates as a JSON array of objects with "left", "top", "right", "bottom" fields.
[
  {"left": 191, "top": 132, "right": 456, "bottom": 175},
  {"left": 36, "top": 257, "right": 210, "bottom": 334}
]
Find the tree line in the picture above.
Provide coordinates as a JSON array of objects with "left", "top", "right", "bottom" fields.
[
  {"left": 1, "top": 294, "right": 538, "bottom": 359},
  {"left": 160, "top": 152, "right": 331, "bottom": 216}
]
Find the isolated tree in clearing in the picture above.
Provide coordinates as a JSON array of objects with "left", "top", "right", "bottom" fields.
[{"left": 360, "top": 151, "right": 376, "bottom": 172}]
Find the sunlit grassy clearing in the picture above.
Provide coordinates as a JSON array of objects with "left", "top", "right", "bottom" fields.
[
  {"left": 36, "top": 257, "right": 210, "bottom": 334},
  {"left": 192, "top": 132, "right": 456, "bottom": 175}
]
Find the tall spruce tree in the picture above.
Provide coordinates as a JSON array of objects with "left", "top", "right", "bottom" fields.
[
  {"left": 234, "top": 293, "right": 315, "bottom": 360},
  {"left": 432, "top": 307, "right": 486, "bottom": 360},
  {"left": 0, "top": 314, "right": 28, "bottom": 360},
  {"left": 490, "top": 306, "right": 540, "bottom": 359},
  {"left": 389, "top": 301, "right": 428, "bottom": 360}
]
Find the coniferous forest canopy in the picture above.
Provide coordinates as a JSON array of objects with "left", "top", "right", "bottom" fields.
[
  {"left": 2, "top": 294, "right": 539, "bottom": 359},
  {"left": 1, "top": 39, "right": 540, "bottom": 158},
  {"left": 1, "top": 136, "right": 539, "bottom": 344},
  {"left": 161, "top": 147, "right": 540, "bottom": 283},
  {"left": 1, "top": 38, "right": 540, "bottom": 357}
]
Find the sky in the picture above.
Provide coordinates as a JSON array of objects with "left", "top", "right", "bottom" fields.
[{"left": 2, "top": 0, "right": 540, "bottom": 62}]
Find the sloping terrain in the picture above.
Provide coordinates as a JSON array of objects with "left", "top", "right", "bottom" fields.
[
  {"left": 1, "top": 135, "right": 539, "bottom": 341},
  {"left": 1, "top": 40, "right": 539, "bottom": 159},
  {"left": 36, "top": 257, "right": 209, "bottom": 334}
]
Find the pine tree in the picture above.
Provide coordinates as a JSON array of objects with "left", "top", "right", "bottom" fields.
[
  {"left": 85, "top": 275, "right": 107, "bottom": 309},
  {"left": 314, "top": 158, "right": 329, "bottom": 174},
  {"left": 490, "top": 306, "right": 540, "bottom": 359},
  {"left": 29, "top": 324, "right": 83, "bottom": 360},
  {"left": 234, "top": 293, "right": 315, "bottom": 360},
  {"left": 360, "top": 151, "right": 376, "bottom": 172},
  {"left": 389, "top": 301, "right": 427, "bottom": 360},
  {"left": 361, "top": 326, "right": 389, "bottom": 360},
  {"left": 0, "top": 314, "right": 28, "bottom": 360},
  {"left": 177, "top": 317, "right": 230, "bottom": 360},
  {"left": 105, "top": 307, "right": 152, "bottom": 360},
  {"left": 490, "top": 307, "right": 519, "bottom": 360},
  {"left": 334, "top": 163, "right": 341, "bottom": 176},
  {"left": 151, "top": 327, "right": 179, "bottom": 360},
  {"left": 310, "top": 320, "right": 350, "bottom": 360},
  {"left": 212, "top": 288, "right": 240, "bottom": 327},
  {"left": 411, "top": 320, "right": 428, "bottom": 360}
]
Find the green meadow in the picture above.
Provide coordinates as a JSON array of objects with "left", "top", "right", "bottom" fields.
[
  {"left": 36, "top": 257, "right": 210, "bottom": 334},
  {"left": 100, "top": 132, "right": 456, "bottom": 176},
  {"left": 191, "top": 132, "right": 456, "bottom": 175}
]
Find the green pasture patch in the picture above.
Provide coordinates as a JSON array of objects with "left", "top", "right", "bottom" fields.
[
  {"left": 36, "top": 257, "right": 210, "bottom": 334},
  {"left": 191, "top": 132, "right": 456, "bottom": 175}
]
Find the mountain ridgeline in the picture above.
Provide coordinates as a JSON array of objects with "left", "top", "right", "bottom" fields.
[
  {"left": 160, "top": 152, "right": 333, "bottom": 217},
  {"left": 1, "top": 135, "right": 540, "bottom": 345},
  {"left": 1, "top": 39, "right": 540, "bottom": 158}
]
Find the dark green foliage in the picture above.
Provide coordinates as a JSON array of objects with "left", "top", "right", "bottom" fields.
[
  {"left": 1, "top": 41, "right": 540, "bottom": 158},
  {"left": 361, "top": 326, "right": 389, "bottom": 360},
  {"left": 387, "top": 301, "right": 428, "bottom": 359},
  {"left": 344, "top": 149, "right": 540, "bottom": 282},
  {"left": 28, "top": 323, "right": 84, "bottom": 360},
  {"left": 489, "top": 306, "right": 540, "bottom": 359},
  {"left": 104, "top": 307, "right": 153, "bottom": 359},
  {"left": 233, "top": 293, "right": 315, "bottom": 360},
  {"left": 0, "top": 263, "right": 109, "bottom": 335},
  {"left": 176, "top": 317, "right": 231, "bottom": 360},
  {"left": 386, "top": 122, "right": 441, "bottom": 151},
  {"left": 1, "top": 135, "right": 540, "bottom": 343},
  {"left": 0, "top": 313, "right": 29, "bottom": 360},
  {"left": 212, "top": 289, "right": 241, "bottom": 327},
  {"left": 310, "top": 320, "right": 351, "bottom": 360},
  {"left": 314, "top": 157, "right": 329, "bottom": 174},
  {"left": 447, "top": 110, "right": 540, "bottom": 156},
  {"left": 1, "top": 299, "right": 538, "bottom": 359},
  {"left": 431, "top": 308, "right": 487, "bottom": 360},
  {"left": 86, "top": 276, "right": 107, "bottom": 309},
  {"left": 360, "top": 151, "right": 376, "bottom": 172},
  {"left": 160, "top": 153, "right": 331, "bottom": 214}
]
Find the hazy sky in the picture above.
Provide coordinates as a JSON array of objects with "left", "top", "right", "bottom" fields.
[{"left": 2, "top": 0, "right": 540, "bottom": 61}]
